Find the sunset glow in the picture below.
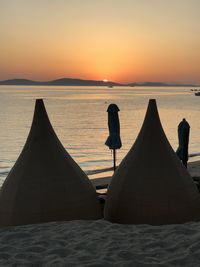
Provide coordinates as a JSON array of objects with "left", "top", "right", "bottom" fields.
[{"left": 0, "top": 0, "right": 200, "bottom": 84}]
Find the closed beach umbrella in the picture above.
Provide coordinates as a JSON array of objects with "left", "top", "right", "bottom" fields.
[
  {"left": 105, "top": 104, "right": 122, "bottom": 171},
  {"left": 176, "top": 118, "right": 190, "bottom": 168}
]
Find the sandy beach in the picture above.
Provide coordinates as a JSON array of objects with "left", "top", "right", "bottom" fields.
[
  {"left": 1, "top": 219, "right": 200, "bottom": 266},
  {"left": 1, "top": 0, "right": 200, "bottom": 264},
  {"left": 0, "top": 161, "right": 199, "bottom": 266}
]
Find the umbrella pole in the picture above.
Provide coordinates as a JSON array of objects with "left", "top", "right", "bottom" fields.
[{"left": 113, "top": 149, "right": 116, "bottom": 172}]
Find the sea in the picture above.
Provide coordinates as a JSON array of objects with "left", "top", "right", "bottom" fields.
[{"left": 0, "top": 85, "right": 200, "bottom": 186}]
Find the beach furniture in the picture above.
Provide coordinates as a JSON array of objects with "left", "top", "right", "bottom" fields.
[
  {"left": 176, "top": 118, "right": 190, "bottom": 168},
  {"left": 105, "top": 104, "right": 122, "bottom": 171},
  {"left": 0, "top": 99, "right": 102, "bottom": 226},
  {"left": 104, "top": 99, "right": 200, "bottom": 225}
]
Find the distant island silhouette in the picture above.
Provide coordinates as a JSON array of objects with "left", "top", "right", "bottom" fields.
[{"left": 0, "top": 78, "right": 197, "bottom": 87}]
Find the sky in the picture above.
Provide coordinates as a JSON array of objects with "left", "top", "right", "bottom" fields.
[{"left": 0, "top": 0, "right": 200, "bottom": 84}]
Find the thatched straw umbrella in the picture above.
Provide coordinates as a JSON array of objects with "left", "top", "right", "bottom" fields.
[
  {"left": 105, "top": 99, "right": 200, "bottom": 225},
  {"left": 0, "top": 99, "right": 102, "bottom": 226}
]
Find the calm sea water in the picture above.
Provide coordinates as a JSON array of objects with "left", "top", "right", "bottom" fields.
[{"left": 0, "top": 85, "right": 200, "bottom": 186}]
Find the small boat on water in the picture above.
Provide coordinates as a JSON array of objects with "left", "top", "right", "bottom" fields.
[
  {"left": 108, "top": 85, "right": 113, "bottom": 88},
  {"left": 195, "top": 92, "right": 200, "bottom": 96}
]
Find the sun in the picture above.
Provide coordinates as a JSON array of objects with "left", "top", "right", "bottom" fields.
[{"left": 103, "top": 79, "right": 108, "bottom": 82}]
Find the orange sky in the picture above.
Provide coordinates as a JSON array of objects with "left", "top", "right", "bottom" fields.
[{"left": 0, "top": 0, "right": 200, "bottom": 83}]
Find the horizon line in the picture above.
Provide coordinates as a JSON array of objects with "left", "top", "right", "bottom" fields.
[{"left": 0, "top": 77, "right": 199, "bottom": 86}]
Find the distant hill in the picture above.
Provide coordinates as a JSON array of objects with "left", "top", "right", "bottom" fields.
[
  {"left": 0, "top": 79, "right": 39, "bottom": 85},
  {"left": 127, "top": 82, "right": 197, "bottom": 87},
  {"left": 0, "top": 78, "right": 197, "bottom": 87},
  {"left": 0, "top": 78, "right": 122, "bottom": 86}
]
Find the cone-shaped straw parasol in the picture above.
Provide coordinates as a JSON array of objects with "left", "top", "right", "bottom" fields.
[
  {"left": 0, "top": 99, "right": 102, "bottom": 226},
  {"left": 104, "top": 99, "right": 200, "bottom": 225}
]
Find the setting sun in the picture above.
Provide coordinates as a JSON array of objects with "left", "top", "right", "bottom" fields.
[{"left": 103, "top": 79, "right": 108, "bottom": 82}]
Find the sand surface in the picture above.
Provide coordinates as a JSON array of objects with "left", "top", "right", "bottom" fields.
[
  {"left": 1, "top": 219, "right": 200, "bottom": 266},
  {"left": 188, "top": 160, "right": 200, "bottom": 178}
]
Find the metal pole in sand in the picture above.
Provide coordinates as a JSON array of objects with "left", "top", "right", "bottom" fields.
[{"left": 113, "top": 149, "right": 116, "bottom": 171}]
